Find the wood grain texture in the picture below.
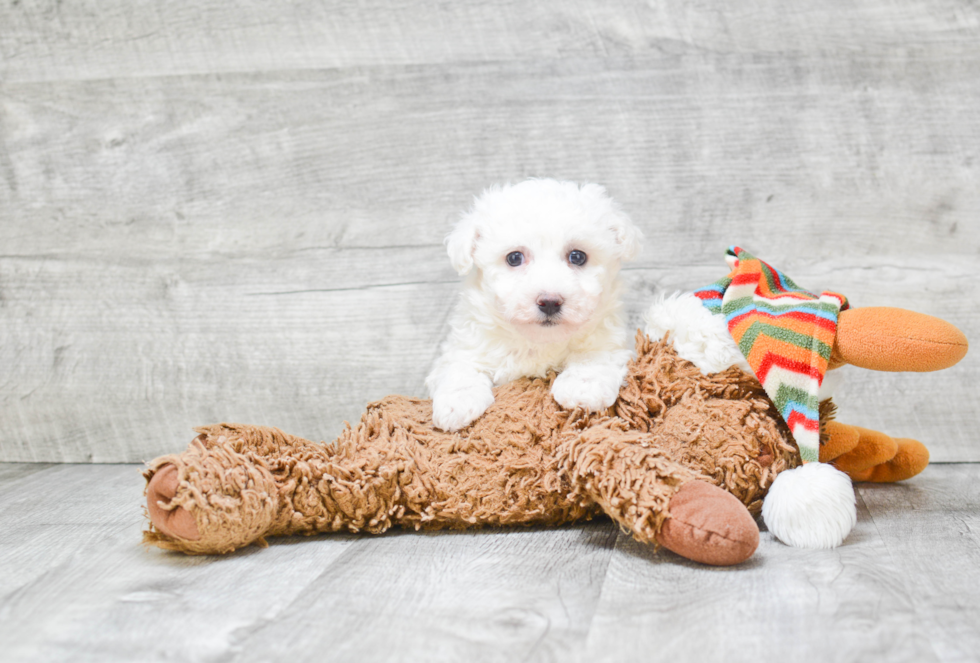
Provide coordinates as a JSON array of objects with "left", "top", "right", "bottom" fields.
[
  {"left": 582, "top": 494, "right": 942, "bottom": 663},
  {"left": 0, "top": 462, "right": 56, "bottom": 488},
  {"left": 1, "top": 247, "right": 458, "bottom": 461},
  {"left": 857, "top": 465, "right": 980, "bottom": 663},
  {"left": 3, "top": 58, "right": 979, "bottom": 256},
  {"left": 0, "top": 463, "right": 616, "bottom": 663},
  {"left": 2, "top": 462, "right": 979, "bottom": 662},
  {"left": 0, "top": 464, "right": 361, "bottom": 663},
  {"left": 3, "top": 0, "right": 978, "bottom": 82},
  {"left": 1, "top": 1, "right": 978, "bottom": 462},
  {"left": 231, "top": 525, "right": 617, "bottom": 663}
]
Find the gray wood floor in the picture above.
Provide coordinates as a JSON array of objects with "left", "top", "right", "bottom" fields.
[{"left": 1, "top": 461, "right": 978, "bottom": 663}]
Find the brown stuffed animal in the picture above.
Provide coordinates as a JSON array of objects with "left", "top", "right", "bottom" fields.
[{"left": 144, "top": 306, "right": 966, "bottom": 566}]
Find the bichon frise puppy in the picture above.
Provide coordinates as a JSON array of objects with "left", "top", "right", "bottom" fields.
[{"left": 426, "top": 179, "right": 643, "bottom": 431}]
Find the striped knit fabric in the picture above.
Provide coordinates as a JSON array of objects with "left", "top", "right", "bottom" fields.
[{"left": 692, "top": 247, "right": 849, "bottom": 463}]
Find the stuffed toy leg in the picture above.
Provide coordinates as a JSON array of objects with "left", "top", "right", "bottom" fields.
[{"left": 145, "top": 350, "right": 775, "bottom": 566}]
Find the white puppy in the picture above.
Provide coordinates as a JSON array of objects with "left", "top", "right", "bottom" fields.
[{"left": 426, "top": 179, "right": 643, "bottom": 431}]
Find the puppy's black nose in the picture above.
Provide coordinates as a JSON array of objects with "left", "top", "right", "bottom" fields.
[{"left": 536, "top": 296, "right": 563, "bottom": 317}]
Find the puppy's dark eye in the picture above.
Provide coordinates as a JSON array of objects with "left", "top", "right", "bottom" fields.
[
  {"left": 506, "top": 251, "right": 524, "bottom": 267},
  {"left": 568, "top": 250, "right": 587, "bottom": 266}
]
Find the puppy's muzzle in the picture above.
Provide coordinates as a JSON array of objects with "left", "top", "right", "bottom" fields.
[{"left": 536, "top": 294, "right": 564, "bottom": 319}]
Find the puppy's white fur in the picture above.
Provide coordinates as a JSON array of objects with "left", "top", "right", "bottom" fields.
[{"left": 427, "top": 179, "right": 642, "bottom": 431}]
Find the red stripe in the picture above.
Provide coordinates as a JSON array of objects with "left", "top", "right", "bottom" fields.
[
  {"left": 755, "top": 351, "right": 824, "bottom": 383},
  {"left": 739, "top": 309, "right": 837, "bottom": 333},
  {"left": 786, "top": 410, "right": 820, "bottom": 432},
  {"left": 731, "top": 272, "right": 763, "bottom": 286},
  {"left": 727, "top": 311, "right": 753, "bottom": 329},
  {"left": 757, "top": 288, "right": 811, "bottom": 300}
]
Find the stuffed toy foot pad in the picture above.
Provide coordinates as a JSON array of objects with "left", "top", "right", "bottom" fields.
[
  {"left": 143, "top": 439, "right": 281, "bottom": 554},
  {"left": 146, "top": 464, "right": 200, "bottom": 541},
  {"left": 656, "top": 480, "right": 759, "bottom": 566}
]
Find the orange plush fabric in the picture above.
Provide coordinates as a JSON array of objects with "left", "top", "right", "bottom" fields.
[
  {"left": 819, "top": 421, "right": 931, "bottom": 483},
  {"left": 831, "top": 307, "right": 968, "bottom": 372}
]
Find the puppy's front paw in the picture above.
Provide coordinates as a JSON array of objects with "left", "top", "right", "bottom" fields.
[
  {"left": 432, "top": 383, "right": 495, "bottom": 432},
  {"left": 551, "top": 364, "right": 623, "bottom": 412}
]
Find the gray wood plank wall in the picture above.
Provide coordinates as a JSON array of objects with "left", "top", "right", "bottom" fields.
[{"left": 1, "top": 1, "right": 978, "bottom": 462}]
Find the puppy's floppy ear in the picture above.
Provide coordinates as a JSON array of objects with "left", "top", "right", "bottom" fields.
[
  {"left": 445, "top": 213, "right": 480, "bottom": 275},
  {"left": 580, "top": 183, "right": 643, "bottom": 262},
  {"left": 609, "top": 209, "right": 643, "bottom": 262}
]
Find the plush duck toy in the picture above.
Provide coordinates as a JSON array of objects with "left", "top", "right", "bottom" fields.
[{"left": 144, "top": 249, "right": 967, "bottom": 565}]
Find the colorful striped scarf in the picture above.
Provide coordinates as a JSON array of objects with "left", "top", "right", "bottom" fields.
[{"left": 692, "top": 247, "right": 848, "bottom": 463}]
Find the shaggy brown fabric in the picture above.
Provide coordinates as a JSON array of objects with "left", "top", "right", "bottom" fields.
[
  {"left": 144, "top": 334, "right": 801, "bottom": 555},
  {"left": 614, "top": 334, "right": 800, "bottom": 516}
]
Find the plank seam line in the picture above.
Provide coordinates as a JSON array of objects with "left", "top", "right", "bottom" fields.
[{"left": 245, "top": 279, "right": 457, "bottom": 295}]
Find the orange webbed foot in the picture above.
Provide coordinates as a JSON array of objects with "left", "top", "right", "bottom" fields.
[
  {"left": 819, "top": 420, "right": 861, "bottom": 462},
  {"left": 820, "top": 422, "right": 929, "bottom": 483},
  {"left": 846, "top": 438, "right": 930, "bottom": 483}
]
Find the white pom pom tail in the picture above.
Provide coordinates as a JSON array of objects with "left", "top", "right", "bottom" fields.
[{"left": 762, "top": 463, "right": 856, "bottom": 549}]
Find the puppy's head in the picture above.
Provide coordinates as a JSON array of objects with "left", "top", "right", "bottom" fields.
[{"left": 446, "top": 179, "right": 642, "bottom": 343}]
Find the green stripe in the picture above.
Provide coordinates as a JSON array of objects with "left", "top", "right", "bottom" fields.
[
  {"left": 725, "top": 296, "right": 841, "bottom": 316},
  {"left": 751, "top": 299, "right": 833, "bottom": 314},
  {"left": 759, "top": 262, "right": 780, "bottom": 294},
  {"left": 724, "top": 295, "right": 755, "bottom": 311},
  {"left": 771, "top": 383, "right": 820, "bottom": 414},
  {"left": 757, "top": 257, "right": 806, "bottom": 294},
  {"left": 736, "top": 322, "right": 833, "bottom": 360},
  {"left": 799, "top": 446, "right": 819, "bottom": 463}
]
